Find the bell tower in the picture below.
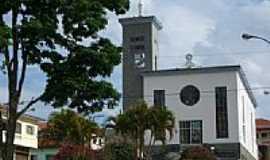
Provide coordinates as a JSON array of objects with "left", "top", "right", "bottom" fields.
[{"left": 119, "top": 13, "right": 162, "bottom": 111}]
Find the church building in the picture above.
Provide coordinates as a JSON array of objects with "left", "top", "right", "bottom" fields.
[{"left": 119, "top": 14, "right": 258, "bottom": 160}]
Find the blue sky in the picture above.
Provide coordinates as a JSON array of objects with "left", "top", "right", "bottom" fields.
[{"left": 1, "top": 0, "right": 270, "bottom": 123}]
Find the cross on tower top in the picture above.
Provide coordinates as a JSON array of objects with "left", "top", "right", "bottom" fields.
[
  {"left": 138, "top": 0, "right": 143, "bottom": 17},
  {"left": 185, "top": 53, "right": 195, "bottom": 68}
]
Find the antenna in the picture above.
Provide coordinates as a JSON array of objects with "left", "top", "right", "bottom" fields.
[{"left": 138, "top": 0, "right": 143, "bottom": 17}]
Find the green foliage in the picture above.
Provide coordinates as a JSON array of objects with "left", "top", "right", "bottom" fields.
[
  {"left": 0, "top": 25, "right": 11, "bottom": 48},
  {"left": 148, "top": 106, "right": 175, "bottom": 144},
  {"left": 43, "top": 109, "right": 98, "bottom": 145},
  {"left": 0, "top": 1, "right": 129, "bottom": 159},
  {"left": 0, "top": 25, "right": 11, "bottom": 74},
  {"left": 113, "top": 101, "right": 148, "bottom": 138},
  {"left": 180, "top": 146, "right": 217, "bottom": 160},
  {"left": 104, "top": 142, "right": 136, "bottom": 160},
  {"left": 41, "top": 38, "right": 122, "bottom": 113},
  {"left": 110, "top": 101, "right": 175, "bottom": 159},
  {"left": 0, "top": 0, "right": 129, "bottom": 112},
  {"left": 54, "top": 144, "right": 101, "bottom": 160}
]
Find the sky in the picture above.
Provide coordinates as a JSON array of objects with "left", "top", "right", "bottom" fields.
[{"left": 1, "top": 0, "right": 270, "bottom": 124}]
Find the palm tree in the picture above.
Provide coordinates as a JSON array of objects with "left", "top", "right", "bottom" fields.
[
  {"left": 148, "top": 106, "right": 175, "bottom": 145},
  {"left": 109, "top": 101, "right": 175, "bottom": 160},
  {"left": 146, "top": 106, "right": 175, "bottom": 158},
  {"left": 109, "top": 101, "right": 148, "bottom": 159}
]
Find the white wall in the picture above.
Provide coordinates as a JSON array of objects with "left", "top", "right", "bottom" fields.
[
  {"left": 2, "top": 119, "right": 38, "bottom": 149},
  {"left": 236, "top": 73, "right": 258, "bottom": 159},
  {"left": 91, "top": 135, "right": 105, "bottom": 150},
  {"left": 143, "top": 71, "right": 239, "bottom": 145}
]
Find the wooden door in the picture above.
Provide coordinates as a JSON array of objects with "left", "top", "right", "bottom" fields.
[{"left": 16, "top": 154, "right": 28, "bottom": 160}]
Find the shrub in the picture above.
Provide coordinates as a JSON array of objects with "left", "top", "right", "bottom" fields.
[
  {"left": 104, "top": 142, "right": 136, "bottom": 160},
  {"left": 53, "top": 144, "right": 100, "bottom": 160},
  {"left": 180, "top": 146, "right": 216, "bottom": 160}
]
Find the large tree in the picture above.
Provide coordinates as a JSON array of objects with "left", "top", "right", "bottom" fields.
[{"left": 0, "top": 0, "right": 129, "bottom": 160}]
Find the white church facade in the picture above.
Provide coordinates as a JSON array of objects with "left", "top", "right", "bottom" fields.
[
  {"left": 143, "top": 66, "right": 258, "bottom": 160},
  {"left": 120, "top": 15, "right": 258, "bottom": 160}
]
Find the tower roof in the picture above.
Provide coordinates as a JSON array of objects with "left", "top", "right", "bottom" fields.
[{"left": 119, "top": 16, "right": 162, "bottom": 30}]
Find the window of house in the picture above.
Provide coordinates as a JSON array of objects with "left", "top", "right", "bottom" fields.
[
  {"left": 26, "top": 125, "right": 35, "bottom": 135},
  {"left": 251, "top": 113, "right": 254, "bottom": 152},
  {"left": 46, "top": 155, "right": 54, "bottom": 160},
  {"left": 243, "top": 125, "right": 246, "bottom": 142},
  {"left": 215, "top": 87, "right": 229, "bottom": 138},
  {"left": 130, "top": 45, "right": 145, "bottom": 50},
  {"left": 242, "top": 96, "right": 246, "bottom": 123},
  {"left": 15, "top": 123, "right": 22, "bottom": 134},
  {"left": 93, "top": 138, "right": 97, "bottom": 144},
  {"left": 179, "top": 120, "right": 202, "bottom": 144},
  {"left": 154, "top": 90, "right": 165, "bottom": 107},
  {"left": 31, "top": 155, "right": 38, "bottom": 160},
  {"left": 242, "top": 96, "right": 246, "bottom": 143},
  {"left": 262, "top": 133, "right": 267, "bottom": 138},
  {"left": 130, "top": 36, "right": 145, "bottom": 42}
]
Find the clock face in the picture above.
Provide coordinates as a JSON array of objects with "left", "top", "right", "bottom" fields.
[
  {"left": 134, "top": 53, "right": 145, "bottom": 68},
  {"left": 180, "top": 85, "right": 200, "bottom": 106}
]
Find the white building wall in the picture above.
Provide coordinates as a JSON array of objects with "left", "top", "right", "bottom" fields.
[
  {"left": 236, "top": 73, "right": 258, "bottom": 159},
  {"left": 15, "top": 120, "right": 38, "bottom": 149},
  {"left": 143, "top": 71, "right": 239, "bottom": 145},
  {"left": 2, "top": 120, "right": 38, "bottom": 149}
]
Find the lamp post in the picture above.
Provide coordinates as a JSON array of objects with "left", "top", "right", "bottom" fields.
[
  {"left": 242, "top": 33, "right": 270, "bottom": 95},
  {"left": 242, "top": 33, "right": 270, "bottom": 44}
]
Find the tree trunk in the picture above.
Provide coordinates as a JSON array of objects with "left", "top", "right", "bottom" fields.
[
  {"left": 4, "top": 101, "right": 17, "bottom": 160},
  {"left": 146, "top": 132, "right": 154, "bottom": 160},
  {"left": 2, "top": 7, "right": 19, "bottom": 160},
  {"left": 4, "top": 133, "right": 15, "bottom": 160},
  {"left": 0, "top": 112, "right": 3, "bottom": 159},
  {"left": 139, "top": 134, "right": 144, "bottom": 160}
]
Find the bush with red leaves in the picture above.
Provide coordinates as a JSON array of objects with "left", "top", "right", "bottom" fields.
[
  {"left": 53, "top": 144, "right": 101, "bottom": 160},
  {"left": 180, "top": 146, "right": 217, "bottom": 160}
]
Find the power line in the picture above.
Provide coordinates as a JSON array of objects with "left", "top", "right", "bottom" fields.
[
  {"left": 157, "top": 50, "right": 270, "bottom": 58},
  {"left": 121, "top": 86, "right": 270, "bottom": 99}
]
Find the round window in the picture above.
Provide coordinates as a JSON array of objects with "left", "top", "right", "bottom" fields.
[{"left": 180, "top": 85, "right": 200, "bottom": 106}]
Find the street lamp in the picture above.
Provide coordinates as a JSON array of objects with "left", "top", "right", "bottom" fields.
[
  {"left": 242, "top": 33, "right": 270, "bottom": 95},
  {"left": 242, "top": 33, "right": 270, "bottom": 44},
  {"left": 264, "top": 90, "right": 270, "bottom": 95}
]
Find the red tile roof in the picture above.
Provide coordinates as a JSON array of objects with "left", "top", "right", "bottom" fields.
[
  {"left": 38, "top": 122, "right": 48, "bottom": 130},
  {"left": 256, "top": 119, "right": 270, "bottom": 126},
  {"left": 256, "top": 119, "right": 270, "bottom": 131},
  {"left": 39, "top": 138, "right": 60, "bottom": 148},
  {"left": 38, "top": 122, "right": 61, "bottom": 148}
]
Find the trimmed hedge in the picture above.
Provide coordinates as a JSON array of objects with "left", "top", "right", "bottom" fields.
[{"left": 180, "top": 146, "right": 216, "bottom": 160}]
